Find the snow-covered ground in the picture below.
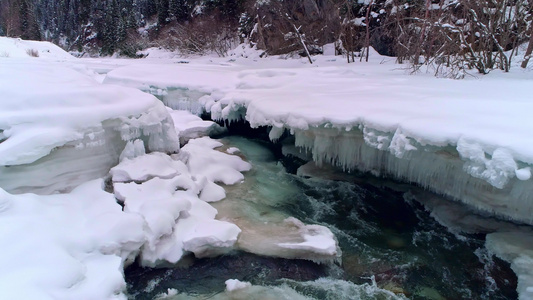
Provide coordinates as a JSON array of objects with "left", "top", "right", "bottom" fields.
[{"left": 1, "top": 36, "right": 533, "bottom": 299}]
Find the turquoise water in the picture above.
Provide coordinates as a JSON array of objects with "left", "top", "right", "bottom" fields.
[{"left": 125, "top": 136, "right": 517, "bottom": 300}]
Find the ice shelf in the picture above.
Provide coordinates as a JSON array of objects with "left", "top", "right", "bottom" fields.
[{"left": 290, "top": 126, "right": 533, "bottom": 225}]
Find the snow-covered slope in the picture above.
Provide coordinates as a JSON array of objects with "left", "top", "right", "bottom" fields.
[{"left": 103, "top": 51, "right": 533, "bottom": 224}]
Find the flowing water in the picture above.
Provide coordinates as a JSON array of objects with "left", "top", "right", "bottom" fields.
[{"left": 125, "top": 136, "right": 517, "bottom": 300}]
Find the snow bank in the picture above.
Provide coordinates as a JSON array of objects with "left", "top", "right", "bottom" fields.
[
  {"left": 0, "top": 59, "right": 179, "bottom": 194},
  {"left": 0, "top": 137, "right": 248, "bottom": 297},
  {"left": 102, "top": 56, "right": 533, "bottom": 224},
  {"left": 0, "top": 37, "right": 74, "bottom": 60},
  {"left": 0, "top": 180, "right": 144, "bottom": 300}
]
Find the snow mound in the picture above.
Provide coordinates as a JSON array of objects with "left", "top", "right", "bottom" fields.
[
  {"left": 0, "top": 37, "right": 73, "bottom": 60},
  {"left": 111, "top": 151, "right": 188, "bottom": 182},
  {"left": 180, "top": 137, "right": 251, "bottom": 184},
  {"left": 0, "top": 180, "right": 145, "bottom": 300}
]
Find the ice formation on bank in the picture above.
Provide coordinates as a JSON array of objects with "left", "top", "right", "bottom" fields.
[{"left": 0, "top": 58, "right": 178, "bottom": 194}]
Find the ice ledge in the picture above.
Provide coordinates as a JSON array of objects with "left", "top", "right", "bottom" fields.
[{"left": 288, "top": 125, "right": 533, "bottom": 225}]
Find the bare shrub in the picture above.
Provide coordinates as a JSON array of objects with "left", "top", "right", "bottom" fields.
[
  {"left": 379, "top": 0, "right": 531, "bottom": 78},
  {"left": 249, "top": 0, "right": 340, "bottom": 57},
  {"left": 159, "top": 17, "right": 238, "bottom": 57},
  {"left": 26, "top": 48, "right": 39, "bottom": 57}
]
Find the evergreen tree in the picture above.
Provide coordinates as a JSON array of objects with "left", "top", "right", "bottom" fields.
[{"left": 18, "top": 0, "right": 41, "bottom": 40}]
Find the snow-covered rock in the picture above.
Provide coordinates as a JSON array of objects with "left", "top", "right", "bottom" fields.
[
  {"left": 278, "top": 217, "right": 338, "bottom": 257},
  {"left": 111, "top": 138, "right": 247, "bottom": 267},
  {"left": 225, "top": 279, "right": 252, "bottom": 292}
]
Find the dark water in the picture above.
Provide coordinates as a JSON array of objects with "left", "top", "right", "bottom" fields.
[{"left": 125, "top": 136, "right": 517, "bottom": 300}]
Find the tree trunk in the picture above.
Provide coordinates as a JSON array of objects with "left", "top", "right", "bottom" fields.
[
  {"left": 292, "top": 24, "right": 313, "bottom": 64},
  {"left": 364, "top": 0, "right": 373, "bottom": 62},
  {"left": 521, "top": 23, "right": 533, "bottom": 68},
  {"left": 414, "top": 0, "right": 431, "bottom": 64}
]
